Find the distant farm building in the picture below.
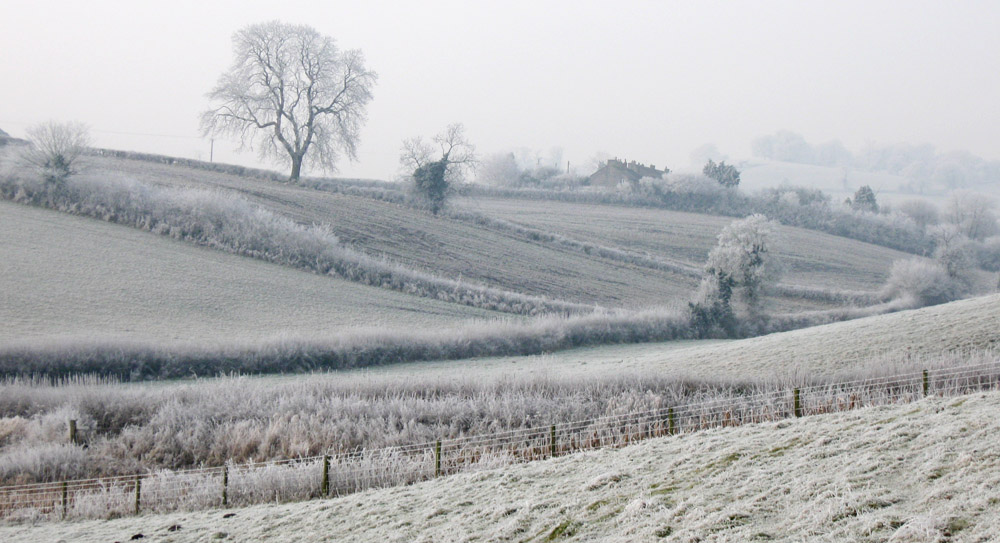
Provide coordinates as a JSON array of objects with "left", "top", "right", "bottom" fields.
[{"left": 588, "top": 158, "right": 667, "bottom": 188}]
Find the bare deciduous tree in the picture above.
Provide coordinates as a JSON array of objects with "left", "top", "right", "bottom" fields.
[
  {"left": 201, "top": 21, "right": 377, "bottom": 181},
  {"left": 896, "top": 198, "right": 940, "bottom": 232},
  {"left": 944, "top": 190, "right": 998, "bottom": 241},
  {"left": 400, "top": 123, "right": 476, "bottom": 214},
  {"left": 20, "top": 121, "right": 91, "bottom": 184}
]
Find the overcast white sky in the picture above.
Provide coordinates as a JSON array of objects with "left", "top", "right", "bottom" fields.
[{"left": 1, "top": 0, "right": 999, "bottom": 180}]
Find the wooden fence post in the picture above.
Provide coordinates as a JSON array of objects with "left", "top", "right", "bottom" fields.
[
  {"left": 61, "top": 481, "right": 68, "bottom": 519},
  {"left": 435, "top": 440, "right": 442, "bottom": 477},
  {"left": 923, "top": 369, "right": 929, "bottom": 397},
  {"left": 134, "top": 475, "right": 141, "bottom": 515},
  {"left": 668, "top": 407, "right": 676, "bottom": 435},
  {"left": 793, "top": 388, "right": 802, "bottom": 418},
  {"left": 222, "top": 466, "right": 228, "bottom": 507},
  {"left": 68, "top": 420, "right": 77, "bottom": 445},
  {"left": 321, "top": 455, "right": 330, "bottom": 497},
  {"left": 550, "top": 425, "right": 557, "bottom": 458}
]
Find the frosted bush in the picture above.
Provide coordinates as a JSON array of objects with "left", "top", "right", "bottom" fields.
[
  {"left": 662, "top": 173, "right": 724, "bottom": 196},
  {"left": 778, "top": 191, "right": 800, "bottom": 206},
  {"left": 0, "top": 443, "right": 89, "bottom": 483},
  {"left": 882, "top": 259, "right": 962, "bottom": 306}
]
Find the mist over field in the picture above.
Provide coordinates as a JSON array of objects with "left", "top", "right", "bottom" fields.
[{"left": 1, "top": 1, "right": 999, "bottom": 541}]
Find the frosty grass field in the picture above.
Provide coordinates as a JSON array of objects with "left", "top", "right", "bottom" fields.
[
  {"left": 331, "top": 293, "right": 1000, "bottom": 383},
  {"left": 0, "top": 199, "right": 503, "bottom": 344},
  {"left": 456, "top": 196, "right": 913, "bottom": 292},
  {"left": 82, "top": 154, "right": 913, "bottom": 311},
  {"left": 4, "top": 390, "right": 998, "bottom": 542},
  {"left": 2, "top": 149, "right": 999, "bottom": 541}
]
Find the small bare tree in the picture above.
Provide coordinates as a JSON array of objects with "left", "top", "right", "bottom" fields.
[
  {"left": 944, "top": 190, "right": 998, "bottom": 241},
  {"left": 201, "top": 21, "right": 377, "bottom": 181},
  {"left": 400, "top": 123, "right": 476, "bottom": 214},
  {"left": 20, "top": 121, "right": 91, "bottom": 184}
]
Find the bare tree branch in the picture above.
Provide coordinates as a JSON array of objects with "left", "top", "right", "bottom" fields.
[
  {"left": 400, "top": 123, "right": 478, "bottom": 214},
  {"left": 200, "top": 21, "right": 377, "bottom": 180}
]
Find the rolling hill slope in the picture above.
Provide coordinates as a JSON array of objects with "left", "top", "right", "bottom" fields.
[
  {"left": 0, "top": 200, "right": 504, "bottom": 344},
  {"left": 6, "top": 391, "right": 997, "bottom": 542},
  {"left": 78, "top": 153, "right": 921, "bottom": 310},
  {"left": 87, "top": 155, "right": 697, "bottom": 309},
  {"left": 456, "top": 196, "right": 915, "bottom": 292},
  {"left": 332, "top": 293, "right": 1000, "bottom": 383}
]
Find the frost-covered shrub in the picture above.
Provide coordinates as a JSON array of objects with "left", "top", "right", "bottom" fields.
[
  {"left": 19, "top": 121, "right": 91, "bottom": 185},
  {"left": 970, "top": 236, "right": 1000, "bottom": 272},
  {"left": 0, "top": 443, "right": 90, "bottom": 484},
  {"left": 662, "top": 173, "right": 725, "bottom": 196},
  {"left": 881, "top": 259, "right": 962, "bottom": 306},
  {"left": 896, "top": 198, "right": 940, "bottom": 232}
]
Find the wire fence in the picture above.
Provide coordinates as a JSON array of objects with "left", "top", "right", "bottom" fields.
[{"left": 2, "top": 362, "right": 999, "bottom": 522}]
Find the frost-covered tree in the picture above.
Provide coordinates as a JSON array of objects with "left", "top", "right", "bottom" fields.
[
  {"left": 702, "top": 159, "right": 741, "bottom": 188},
  {"left": 689, "top": 143, "right": 727, "bottom": 167},
  {"left": 20, "top": 121, "right": 91, "bottom": 185},
  {"left": 850, "top": 185, "right": 879, "bottom": 213},
  {"left": 881, "top": 258, "right": 962, "bottom": 306},
  {"left": 476, "top": 153, "right": 520, "bottom": 186},
  {"left": 944, "top": 190, "right": 998, "bottom": 241},
  {"left": 400, "top": 123, "right": 476, "bottom": 214},
  {"left": 689, "top": 214, "right": 779, "bottom": 334},
  {"left": 883, "top": 224, "right": 976, "bottom": 306},
  {"left": 896, "top": 199, "right": 939, "bottom": 232},
  {"left": 201, "top": 21, "right": 377, "bottom": 181}
]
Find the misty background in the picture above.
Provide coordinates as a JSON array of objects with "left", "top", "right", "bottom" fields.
[{"left": 1, "top": 0, "right": 998, "bottom": 185}]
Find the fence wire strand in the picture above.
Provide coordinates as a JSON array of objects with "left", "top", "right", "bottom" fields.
[{"left": 2, "top": 361, "right": 998, "bottom": 521}]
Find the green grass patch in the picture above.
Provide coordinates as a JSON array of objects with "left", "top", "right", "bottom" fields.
[{"left": 546, "top": 519, "right": 581, "bottom": 540}]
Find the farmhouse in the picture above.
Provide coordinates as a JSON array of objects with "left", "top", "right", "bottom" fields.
[{"left": 588, "top": 158, "right": 667, "bottom": 188}]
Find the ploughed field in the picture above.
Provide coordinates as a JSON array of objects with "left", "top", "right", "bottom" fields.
[
  {"left": 91, "top": 155, "right": 913, "bottom": 310},
  {"left": 455, "top": 196, "right": 915, "bottom": 292},
  {"left": 91, "top": 156, "right": 696, "bottom": 309}
]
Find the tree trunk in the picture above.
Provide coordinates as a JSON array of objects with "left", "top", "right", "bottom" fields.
[{"left": 289, "top": 155, "right": 303, "bottom": 181}]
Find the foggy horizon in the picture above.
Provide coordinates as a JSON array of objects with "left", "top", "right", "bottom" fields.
[{"left": 2, "top": 0, "right": 999, "bottom": 180}]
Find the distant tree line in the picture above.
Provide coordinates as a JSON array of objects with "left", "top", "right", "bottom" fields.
[{"left": 751, "top": 130, "right": 1000, "bottom": 192}]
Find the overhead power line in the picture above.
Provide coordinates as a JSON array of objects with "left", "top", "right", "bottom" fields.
[{"left": 0, "top": 119, "right": 204, "bottom": 140}]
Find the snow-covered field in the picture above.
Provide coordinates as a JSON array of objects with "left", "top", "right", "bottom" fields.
[
  {"left": 5, "top": 390, "right": 997, "bottom": 542},
  {"left": 0, "top": 200, "right": 503, "bottom": 344}
]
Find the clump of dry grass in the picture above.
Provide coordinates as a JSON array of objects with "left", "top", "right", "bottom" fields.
[{"left": 1, "top": 351, "right": 997, "bottom": 521}]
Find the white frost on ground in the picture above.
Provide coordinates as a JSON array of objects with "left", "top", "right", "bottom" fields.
[
  {"left": 0, "top": 200, "right": 503, "bottom": 344},
  {"left": 338, "top": 293, "right": 1000, "bottom": 383},
  {"left": 4, "top": 391, "right": 998, "bottom": 542}
]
